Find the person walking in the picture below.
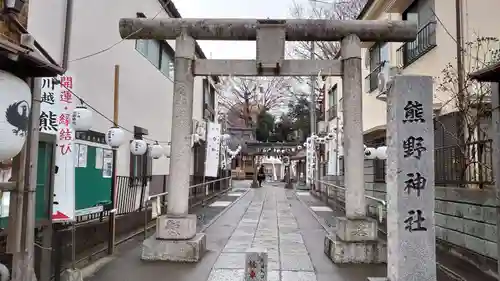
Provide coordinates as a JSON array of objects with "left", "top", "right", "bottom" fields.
[{"left": 257, "top": 164, "right": 265, "bottom": 187}]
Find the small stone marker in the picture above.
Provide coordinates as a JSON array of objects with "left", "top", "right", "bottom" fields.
[
  {"left": 245, "top": 248, "right": 267, "bottom": 281},
  {"left": 375, "top": 75, "right": 436, "bottom": 281}
]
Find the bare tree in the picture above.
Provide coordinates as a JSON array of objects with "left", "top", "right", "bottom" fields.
[
  {"left": 436, "top": 36, "right": 500, "bottom": 187},
  {"left": 216, "top": 76, "right": 294, "bottom": 127},
  {"left": 288, "top": 0, "right": 366, "bottom": 104}
]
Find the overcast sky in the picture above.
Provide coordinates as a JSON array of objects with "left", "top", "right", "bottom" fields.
[{"left": 174, "top": 0, "right": 304, "bottom": 59}]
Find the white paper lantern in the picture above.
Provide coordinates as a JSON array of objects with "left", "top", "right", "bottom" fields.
[
  {"left": 105, "top": 127, "right": 125, "bottom": 148},
  {"left": 327, "top": 133, "right": 335, "bottom": 140},
  {"left": 364, "top": 147, "right": 376, "bottom": 159},
  {"left": 0, "top": 70, "right": 32, "bottom": 161},
  {"left": 297, "top": 145, "right": 302, "bottom": 150},
  {"left": 150, "top": 142, "right": 164, "bottom": 159},
  {"left": 130, "top": 139, "right": 148, "bottom": 155},
  {"left": 312, "top": 135, "right": 318, "bottom": 141},
  {"left": 72, "top": 106, "right": 92, "bottom": 131},
  {"left": 375, "top": 146, "right": 388, "bottom": 160}
]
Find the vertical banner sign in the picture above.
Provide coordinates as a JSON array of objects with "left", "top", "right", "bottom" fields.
[
  {"left": 205, "top": 122, "right": 221, "bottom": 177},
  {"left": 41, "top": 76, "right": 76, "bottom": 222},
  {"left": 386, "top": 76, "right": 436, "bottom": 281}
]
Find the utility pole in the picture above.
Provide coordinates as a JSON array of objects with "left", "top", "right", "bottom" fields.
[
  {"left": 108, "top": 65, "right": 120, "bottom": 255},
  {"left": 455, "top": 0, "right": 466, "bottom": 186},
  {"left": 309, "top": 41, "right": 320, "bottom": 190},
  {"left": 20, "top": 77, "right": 42, "bottom": 281}
]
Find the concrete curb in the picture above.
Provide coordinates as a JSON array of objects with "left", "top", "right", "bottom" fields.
[
  {"left": 200, "top": 186, "right": 252, "bottom": 232},
  {"left": 291, "top": 190, "right": 333, "bottom": 233},
  {"left": 79, "top": 257, "right": 115, "bottom": 280}
]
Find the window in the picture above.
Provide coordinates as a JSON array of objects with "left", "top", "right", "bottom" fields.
[
  {"left": 403, "top": 0, "right": 434, "bottom": 26},
  {"left": 365, "top": 43, "right": 389, "bottom": 92},
  {"left": 397, "top": 0, "right": 437, "bottom": 67},
  {"left": 327, "top": 85, "right": 338, "bottom": 121},
  {"left": 203, "top": 78, "right": 216, "bottom": 121},
  {"left": 135, "top": 40, "right": 175, "bottom": 78},
  {"left": 160, "top": 46, "right": 174, "bottom": 77}
]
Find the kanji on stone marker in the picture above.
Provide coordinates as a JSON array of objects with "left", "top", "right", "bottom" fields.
[
  {"left": 404, "top": 209, "right": 427, "bottom": 232},
  {"left": 403, "top": 100, "right": 425, "bottom": 123},
  {"left": 404, "top": 172, "right": 427, "bottom": 196},
  {"left": 403, "top": 136, "right": 426, "bottom": 159}
]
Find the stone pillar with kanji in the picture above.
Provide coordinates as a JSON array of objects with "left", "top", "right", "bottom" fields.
[{"left": 369, "top": 75, "right": 436, "bottom": 281}]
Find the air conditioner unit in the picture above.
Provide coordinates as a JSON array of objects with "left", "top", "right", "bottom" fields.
[
  {"left": 317, "top": 121, "right": 327, "bottom": 134},
  {"left": 4, "top": 0, "right": 26, "bottom": 13}
]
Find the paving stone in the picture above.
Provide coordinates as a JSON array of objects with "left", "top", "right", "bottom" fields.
[
  {"left": 207, "top": 269, "right": 244, "bottom": 281},
  {"left": 280, "top": 253, "right": 314, "bottom": 271},
  {"left": 281, "top": 271, "right": 317, "bottom": 281},
  {"left": 214, "top": 253, "right": 246, "bottom": 269},
  {"left": 269, "top": 270, "right": 281, "bottom": 281}
]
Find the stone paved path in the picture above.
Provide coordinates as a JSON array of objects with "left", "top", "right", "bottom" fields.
[
  {"left": 207, "top": 185, "right": 317, "bottom": 281},
  {"left": 87, "top": 181, "right": 386, "bottom": 281}
]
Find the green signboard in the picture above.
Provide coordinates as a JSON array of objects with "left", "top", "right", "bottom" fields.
[{"left": 74, "top": 143, "right": 113, "bottom": 216}]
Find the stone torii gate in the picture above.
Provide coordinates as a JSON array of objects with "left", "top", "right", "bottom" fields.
[{"left": 118, "top": 18, "right": 416, "bottom": 263}]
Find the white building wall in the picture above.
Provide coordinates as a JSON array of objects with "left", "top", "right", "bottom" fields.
[{"left": 27, "top": 0, "right": 206, "bottom": 177}]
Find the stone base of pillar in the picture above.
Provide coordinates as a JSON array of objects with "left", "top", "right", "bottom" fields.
[
  {"left": 156, "top": 214, "right": 197, "bottom": 240},
  {"left": 141, "top": 233, "right": 207, "bottom": 262},
  {"left": 324, "top": 217, "right": 386, "bottom": 264},
  {"left": 367, "top": 278, "right": 388, "bottom": 281},
  {"left": 141, "top": 214, "right": 207, "bottom": 262}
]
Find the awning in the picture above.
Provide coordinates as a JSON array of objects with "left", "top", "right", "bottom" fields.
[
  {"left": 0, "top": 38, "right": 64, "bottom": 78},
  {"left": 469, "top": 61, "right": 500, "bottom": 82}
]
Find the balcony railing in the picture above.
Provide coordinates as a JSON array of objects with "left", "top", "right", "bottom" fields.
[
  {"left": 397, "top": 21, "right": 437, "bottom": 68},
  {"left": 327, "top": 105, "right": 337, "bottom": 121},
  {"left": 364, "top": 62, "right": 385, "bottom": 93}
]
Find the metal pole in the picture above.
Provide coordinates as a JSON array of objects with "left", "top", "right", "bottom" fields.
[{"left": 108, "top": 65, "right": 120, "bottom": 255}]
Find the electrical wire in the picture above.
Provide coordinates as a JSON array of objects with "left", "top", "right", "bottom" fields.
[
  {"left": 69, "top": 6, "right": 165, "bottom": 63},
  {"left": 430, "top": 8, "right": 489, "bottom": 68}
]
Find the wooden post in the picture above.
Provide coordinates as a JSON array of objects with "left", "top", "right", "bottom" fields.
[
  {"left": 6, "top": 148, "right": 27, "bottom": 280},
  {"left": 19, "top": 77, "right": 43, "bottom": 281},
  {"left": 108, "top": 65, "right": 120, "bottom": 255}
]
